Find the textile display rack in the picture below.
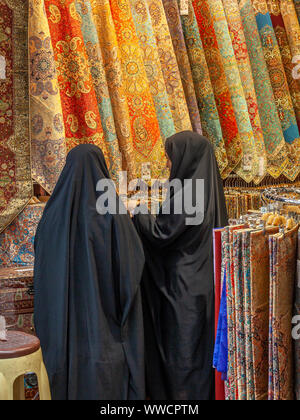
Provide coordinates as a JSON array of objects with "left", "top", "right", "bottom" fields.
[{"left": 214, "top": 185, "right": 300, "bottom": 400}]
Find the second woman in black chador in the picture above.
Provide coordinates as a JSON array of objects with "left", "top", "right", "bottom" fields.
[{"left": 134, "top": 131, "right": 228, "bottom": 400}]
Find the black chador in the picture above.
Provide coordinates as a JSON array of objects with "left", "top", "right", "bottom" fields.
[
  {"left": 134, "top": 131, "right": 228, "bottom": 400},
  {"left": 34, "top": 144, "right": 145, "bottom": 400}
]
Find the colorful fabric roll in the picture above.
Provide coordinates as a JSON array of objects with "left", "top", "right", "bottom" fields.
[
  {"left": 75, "top": 0, "right": 122, "bottom": 179},
  {"left": 242, "top": 230, "right": 255, "bottom": 400},
  {"left": 213, "top": 228, "right": 226, "bottom": 400},
  {"left": 222, "top": 228, "right": 236, "bottom": 400},
  {"left": 29, "top": 0, "right": 66, "bottom": 193},
  {"left": 252, "top": 0, "right": 300, "bottom": 181},
  {"left": 109, "top": 0, "right": 166, "bottom": 178},
  {"left": 267, "top": 0, "right": 300, "bottom": 134},
  {"left": 293, "top": 230, "right": 300, "bottom": 400},
  {"left": 91, "top": 0, "right": 137, "bottom": 179},
  {"left": 180, "top": 0, "right": 228, "bottom": 175},
  {"left": 130, "top": 0, "right": 176, "bottom": 141},
  {"left": 44, "top": 0, "right": 108, "bottom": 157},
  {"left": 0, "top": 0, "right": 33, "bottom": 233},
  {"left": 163, "top": 0, "right": 202, "bottom": 133},
  {"left": 269, "top": 226, "right": 298, "bottom": 400},
  {"left": 250, "top": 227, "right": 279, "bottom": 400},
  {"left": 233, "top": 230, "right": 246, "bottom": 400},
  {"left": 208, "top": 0, "right": 258, "bottom": 184},
  {"left": 192, "top": 0, "right": 242, "bottom": 176},
  {"left": 222, "top": 0, "right": 267, "bottom": 184},
  {"left": 281, "top": 0, "right": 300, "bottom": 57},
  {"left": 146, "top": 0, "right": 192, "bottom": 133},
  {"left": 294, "top": 0, "right": 300, "bottom": 21},
  {"left": 268, "top": 234, "right": 276, "bottom": 400},
  {"left": 238, "top": 0, "right": 288, "bottom": 179}
]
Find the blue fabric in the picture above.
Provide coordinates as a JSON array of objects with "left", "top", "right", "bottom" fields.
[{"left": 213, "top": 270, "right": 228, "bottom": 381}]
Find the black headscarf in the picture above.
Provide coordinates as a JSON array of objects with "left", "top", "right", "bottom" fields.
[
  {"left": 134, "top": 131, "right": 228, "bottom": 400},
  {"left": 34, "top": 144, "right": 145, "bottom": 400}
]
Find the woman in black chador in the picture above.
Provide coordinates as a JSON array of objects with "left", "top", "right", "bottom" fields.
[
  {"left": 134, "top": 131, "right": 228, "bottom": 400},
  {"left": 34, "top": 144, "right": 145, "bottom": 400}
]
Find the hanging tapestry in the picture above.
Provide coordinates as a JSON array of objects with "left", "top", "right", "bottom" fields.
[
  {"left": 251, "top": 0, "right": 300, "bottom": 181},
  {"left": 192, "top": 0, "right": 242, "bottom": 177},
  {"left": 29, "top": 0, "right": 66, "bottom": 193},
  {"left": 109, "top": 0, "right": 166, "bottom": 178},
  {"left": 44, "top": 0, "right": 110, "bottom": 160},
  {"left": 238, "top": 0, "right": 288, "bottom": 179},
  {"left": 180, "top": 0, "right": 228, "bottom": 175},
  {"left": 250, "top": 227, "right": 279, "bottom": 400},
  {"left": 163, "top": 0, "right": 202, "bottom": 133},
  {"left": 130, "top": 0, "right": 176, "bottom": 141},
  {"left": 0, "top": 0, "right": 33, "bottom": 233},
  {"left": 146, "top": 0, "right": 192, "bottom": 133},
  {"left": 75, "top": 0, "right": 122, "bottom": 180},
  {"left": 222, "top": 0, "right": 267, "bottom": 184},
  {"left": 208, "top": 0, "right": 257, "bottom": 184},
  {"left": 91, "top": 0, "right": 137, "bottom": 179}
]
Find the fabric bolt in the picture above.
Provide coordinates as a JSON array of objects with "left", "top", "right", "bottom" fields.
[
  {"left": 180, "top": 0, "right": 228, "bottom": 175},
  {"left": 267, "top": 0, "right": 300, "bottom": 129},
  {"left": 238, "top": 0, "right": 288, "bottom": 179},
  {"left": 146, "top": 0, "right": 192, "bottom": 133},
  {"left": 222, "top": 0, "right": 267, "bottom": 183},
  {"left": 242, "top": 229, "right": 255, "bottom": 400},
  {"left": 44, "top": 0, "right": 110, "bottom": 158},
  {"left": 163, "top": 0, "right": 202, "bottom": 134},
  {"left": 213, "top": 269, "right": 228, "bottom": 383},
  {"left": 280, "top": 0, "right": 300, "bottom": 178},
  {"left": 221, "top": 228, "right": 234, "bottom": 400},
  {"left": 229, "top": 226, "right": 248, "bottom": 400},
  {"left": 251, "top": 0, "right": 300, "bottom": 181},
  {"left": 250, "top": 227, "right": 279, "bottom": 400},
  {"left": 271, "top": 233, "right": 281, "bottom": 400},
  {"left": 233, "top": 230, "right": 246, "bottom": 400},
  {"left": 281, "top": 0, "right": 300, "bottom": 57},
  {"left": 268, "top": 235, "right": 274, "bottom": 400},
  {"left": 294, "top": 0, "right": 300, "bottom": 21},
  {"left": 208, "top": 0, "right": 257, "bottom": 184},
  {"left": 268, "top": 233, "right": 278, "bottom": 400},
  {"left": 222, "top": 224, "right": 246, "bottom": 400},
  {"left": 272, "top": 226, "right": 298, "bottom": 400},
  {"left": 29, "top": 0, "right": 66, "bottom": 194},
  {"left": 109, "top": 0, "right": 167, "bottom": 178},
  {"left": 192, "top": 0, "right": 243, "bottom": 176},
  {"left": 91, "top": 0, "right": 137, "bottom": 179},
  {"left": 266, "top": 0, "right": 300, "bottom": 181},
  {"left": 0, "top": 203, "right": 45, "bottom": 267},
  {"left": 75, "top": 0, "right": 122, "bottom": 179},
  {"left": 130, "top": 0, "right": 176, "bottom": 142},
  {"left": 0, "top": 0, "right": 33, "bottom": 233},
  {"left": 294, "top": 230, "right": 300, "bottom": 400},
  {"left": 213, "top": 228, "right": 225, "bottom": 400}
]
